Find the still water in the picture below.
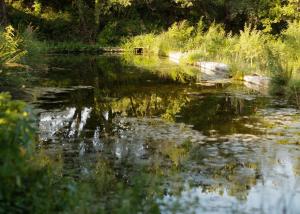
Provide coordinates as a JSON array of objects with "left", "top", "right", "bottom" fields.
[{"left": 26, "top": 54, "right": 300, "bottom": 213}]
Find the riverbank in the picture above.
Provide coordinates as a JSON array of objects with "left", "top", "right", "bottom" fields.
[
  {"left": 122, "top": 20, "right": 300, "bottom": 97},
  {"left": 45, "top": 42, "right": 124, "bottom": 54}
]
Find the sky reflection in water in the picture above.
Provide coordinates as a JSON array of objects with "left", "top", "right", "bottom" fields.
[{"left": 30, "top": 55, "right": 300, "bottom": 213}]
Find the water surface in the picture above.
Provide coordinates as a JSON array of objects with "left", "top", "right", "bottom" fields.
[{"left": 26, "top": 54, "right": 300, "bottom": 213}]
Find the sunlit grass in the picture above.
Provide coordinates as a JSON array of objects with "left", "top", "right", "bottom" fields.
[{"left": 123, "top": 20, "right": 300, "bottom": 92}]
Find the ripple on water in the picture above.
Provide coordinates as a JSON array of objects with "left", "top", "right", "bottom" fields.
[{"left": 31, "top": 55, "right": 300, "bottom": 214}]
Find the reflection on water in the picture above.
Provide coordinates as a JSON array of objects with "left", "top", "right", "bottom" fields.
[
  {"left": 28, "top": 55, "right": 300, "bottom": 213},
  {"left": 163, "top": 132, "right": 300, "bottom": 212}
]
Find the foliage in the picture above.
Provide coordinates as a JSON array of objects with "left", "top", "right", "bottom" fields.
[
  {"left": 45, "top": 41, "right": 103, "bottom": 54},
  {"left": 0, "top": 93, "right": 35, "bottom": 159},
  {"left": 0, "top": 25, "right": 26, "bottom": 66},
  {"left": 95, "top": 0, "right": 132, "bottom": 25},
  {"left": 0, "top": 92, "right": 165, "bottom": 213},
  {"left": 158, "top": 21, "right": 194, "bottom": 55},
  {"left": 124, "top": 18, "right": 300, "bottom": 85},
  {"left": 122, "top": 33, "right": 158, "bottom": 54},
  {"left": 0, "top": 24, "right": 45, "bottom": 69},
  {"left": 4, "top": 0, "right": 299, "bottom": 44},
  {"left": 0, "top": 93, "right": 84, "bottom": 213}
]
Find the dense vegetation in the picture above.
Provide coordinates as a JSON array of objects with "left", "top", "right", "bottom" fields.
[
  {"left": 0, "top": 0, "right": 299, "bottom": 81},
  {"left": 123, "top": 20, "right": 300, "bottom": 84},
  {"left": 0, "top": 93, "right": 81, "bottom": 213},
  {"left": 0, "top": 0, "right": 299, "bottom": 43},
  {"left": 1, "top": 0, "right": 300, "bottom": 213}
]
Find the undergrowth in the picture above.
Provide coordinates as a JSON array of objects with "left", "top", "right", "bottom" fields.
[{"left": 123, "top": 20, "right": 300, "bottom": 84}]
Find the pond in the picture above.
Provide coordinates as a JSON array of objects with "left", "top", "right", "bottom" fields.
[{"left": 24, "top": 54, "right": 300, "bottom": 213}]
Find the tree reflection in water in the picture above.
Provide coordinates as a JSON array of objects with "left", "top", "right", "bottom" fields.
[{"left": 31, "top": 55, "right": 300, "bottom": 213}]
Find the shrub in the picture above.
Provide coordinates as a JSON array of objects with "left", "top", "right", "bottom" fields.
[
  {"left": 235, "top": 25, "right": 266, "bottom": 68},
  {"left": 201, "top": 23, "right": 227, "bottom": 60},
  {"left": 282, "top": 20, "right": 300, "bottom": 79},
  {"left": 123, "top": 20, "right": 195, "bottom": 55},
  {"left": 0, "top": 93, "right": 88, "bottom": 213},
  {"left": 158, "top": 20, "right": 194, "bottom": 55}
]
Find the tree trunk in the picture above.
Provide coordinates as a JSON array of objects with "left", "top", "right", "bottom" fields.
[{"left": 0, "top": 0, "right": 8, "bottom": 26}]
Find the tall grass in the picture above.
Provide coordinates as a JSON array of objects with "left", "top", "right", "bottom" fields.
[
  {"left": 282, "top": 21, "right": 300, "bottom": 83},
  {"left": 0, "top": 25, "right": 44, "bottom": 68},
  {"left": 0, "top": 26, "right": 26, "bottom": 67},
  {"left": 123, "top": 20, "right": 300, "bottom": 83},
  {"left": 123, "top": 21, "right": 195, "bottom": 56}
]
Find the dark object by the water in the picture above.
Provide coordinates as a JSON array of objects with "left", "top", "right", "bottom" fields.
[{"left": 134, "top": 47, "right": 144, "bottom": 55}]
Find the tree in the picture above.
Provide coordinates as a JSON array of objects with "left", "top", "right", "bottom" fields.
[
  {"left": 94, "top": 0, "right": 132, "bottom": 27},
  {"left": 259, "top": 0, "right": 300, "bottom": 32},
  {"left": 0, "top": 0, "right": 8, "bottom": 26}
]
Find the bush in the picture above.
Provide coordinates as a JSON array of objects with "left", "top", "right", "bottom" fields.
[
  {"left": 200, "top": 23, "right": 227, "bottom": 59},
  {"left": 98, "top": 19, "right": 158, "bottom": 46},
  {"left": 0, "top": 93, "right": 87, "bottom": 213},
  {"left": 122, "top": 20, "right": 196, "bottom": 56},
  {"left": 158, "top": 20, "right": 194, "bottom": 55},
  {"left": 282, "top": 21, "right": 300, "bottom": 80},
  {"left": 235, "top": 26, "right": 266, "bottom": 68}
]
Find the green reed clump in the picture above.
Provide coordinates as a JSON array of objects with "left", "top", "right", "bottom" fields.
[
  {"left": 0, "top": 26, "right": 26, "bottom": 67},
  {"left": 20, "top": 25, "right": 46, "bottom": 58},
  {"left": 282, "top": 21, "right": 300, "bottom": 83},
  {"left": 123, "top": 20, "right": 195, "bottom": 56},
  {"left": 0, "top": 25, "right": 45, "bottom": 68},
  {"left": 158, "top": 21, "right": 195, "bottom": 55},
  {"left": 276, "top": 20, "right": 300, "bottom": 100}
]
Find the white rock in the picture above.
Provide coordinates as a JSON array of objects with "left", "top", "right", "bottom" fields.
[
  {"left": 168, "top": 52, "right": 230, "bottom": 81},
  {"left": 195, "top": 62, "right": 230, "bottom": 81},
  {"left": 244, "top": 75, "right": 270, "bottom": 87},
  {"left": 196, "top": 62, "right": 229, "bottom": 75},
  {"left": 169, "top": 52, "right": 187, "bottom": 64}
]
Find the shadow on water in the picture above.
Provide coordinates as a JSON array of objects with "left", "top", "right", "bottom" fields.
[{"left": 24, "top": 54, "right": 300, "bottom": 213}]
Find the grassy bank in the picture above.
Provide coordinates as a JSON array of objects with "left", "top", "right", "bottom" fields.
[{"left": 123, "top": 20, "right": 300, "bottom": 91}]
